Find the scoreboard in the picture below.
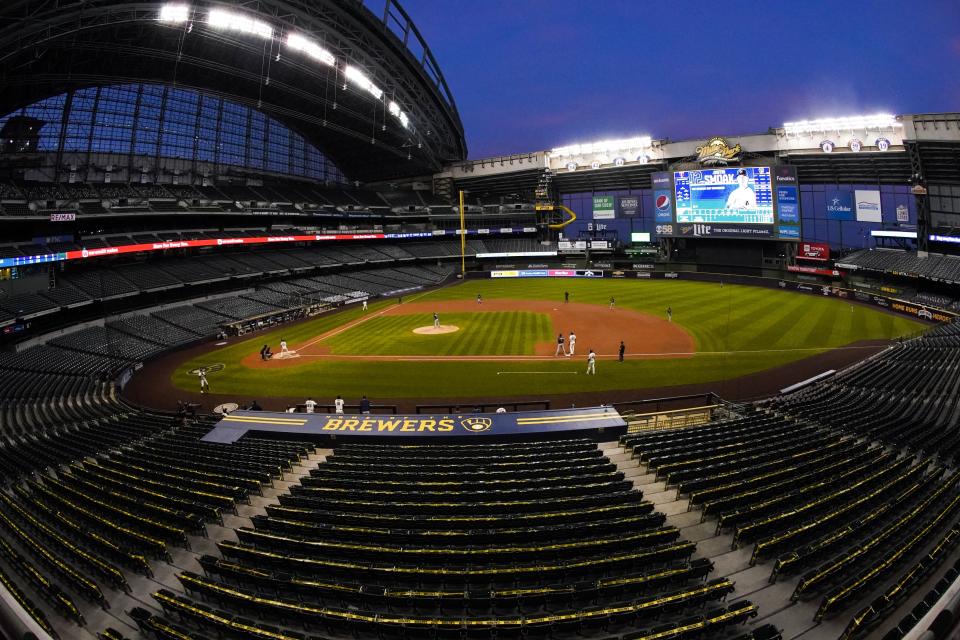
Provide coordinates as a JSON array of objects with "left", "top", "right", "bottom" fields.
[
  {"left": 675, "top": 167, "right": 774, "bottom": 224},
  {"left": 653, "top": 165, "right": 800, "bottom": 241}
]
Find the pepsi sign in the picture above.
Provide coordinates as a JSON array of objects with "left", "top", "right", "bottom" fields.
[{"left": 654, "top": 190, "right": 673, "bottom": 221}]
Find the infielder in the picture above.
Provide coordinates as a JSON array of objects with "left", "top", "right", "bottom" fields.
[
  {"left": 555, "top": 333, "right": 566, "bottom": 356},
  {"left": 568, "top": 331, "right": 577, "bottom": 357},
  {"left": 433, "top": 312, "right": 440, "bottom": 328},
  {"left": 477, "top": 294, "right": 483, "bottom": 305},
  {"left": 586, "top": 349, "right": 596, "bottom": 375},
  {"left": 666, "top": 307, "right": 672, "bottom": 322},
  {"left": 609, "top": 297, "right": 616, "bottom": 310}
]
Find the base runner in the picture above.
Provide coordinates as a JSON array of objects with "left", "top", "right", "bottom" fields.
[{"left": 555, "top": 333, "right": 566, "bottom": 356}]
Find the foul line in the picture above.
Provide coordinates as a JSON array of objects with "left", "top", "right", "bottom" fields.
[
  {"left": 281, "top": 344, "right": 886, "bottom": 362},
  {"left": 496, "top": 371, "right": 580, "bottom": 375},
  {"left": 297, "top": 289, "right": 436, "bottom": 351}
]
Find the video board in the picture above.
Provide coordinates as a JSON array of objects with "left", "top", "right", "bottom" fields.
[
  {"left": 675, "top": 167, "right": 773, "bottom": 224},
  {"left": 652, "top": 165, "right": 799, "bottom": 241}
]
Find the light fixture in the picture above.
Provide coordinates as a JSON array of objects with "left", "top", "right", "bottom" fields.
[
  {"left": 550, "top": 136, "right": 652, "bottom": 158},
  {"left": 207, "top": 8, "right": 273, "bottom": 39},
  {"left": 820, "top": 140, "right": 835, "bottom": 153},
  {"left": 158, "top": 3, "right": 189, "bottom": 23},
  {"left": 388, "top": 101, "right": 410, "bottom": 129},
  {"left": 344, "top": 65, "right": 383, "bottom": 100},
  {"left": 783, "top": 114, "right": 901, "bottom": 135},
  {"left": 286, "top": 33, "right": 335, "bottom": 66}
]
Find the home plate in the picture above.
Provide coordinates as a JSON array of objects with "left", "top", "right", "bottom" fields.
[{"left": 274, "top": 350, "right": 300, "bottom": 359}]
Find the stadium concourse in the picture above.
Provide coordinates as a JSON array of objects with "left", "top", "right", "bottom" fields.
[{"left": 2, "top": 1, "right": 960, "bottom": 640}]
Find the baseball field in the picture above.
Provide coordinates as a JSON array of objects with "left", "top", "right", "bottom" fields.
[{"left": 158, "top": 278, "right": 923, "bottom": 407}]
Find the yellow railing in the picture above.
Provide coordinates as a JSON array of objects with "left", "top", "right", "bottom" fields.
[{"left": 624, "top": 405, "right": 717, "bottom": 433}]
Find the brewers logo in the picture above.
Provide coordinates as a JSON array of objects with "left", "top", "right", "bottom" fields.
[
  {"left": 189, "top": 363, "right": 225, "bottom": 376},
  {"left": 695, "top": 137, "right": 742, "bottom": 165},
  {"left": 460, "top": 417, "right": 492, "bottom": 433}
]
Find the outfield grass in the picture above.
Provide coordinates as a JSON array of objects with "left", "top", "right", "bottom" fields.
[
  {"left": 172, "top": 279, "right": 924, "bottom": 401},
  {"left": 326, "top": 311, "right": 552, "bottom": 356}
]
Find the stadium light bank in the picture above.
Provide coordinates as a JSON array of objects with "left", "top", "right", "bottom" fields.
[
  {"left": 157, "top": 3, "right": 412, "bottom": 132},
  {"left": 783, "top": 114, "right": 901, "bottom": 135}
]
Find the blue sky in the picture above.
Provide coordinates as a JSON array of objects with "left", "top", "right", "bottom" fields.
[{"left": 399, "top": 0, "right": 960, "bottom": 158}]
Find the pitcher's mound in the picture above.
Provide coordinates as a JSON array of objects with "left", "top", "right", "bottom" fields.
[{"left": 413, "top": 325, "right": 460, "bottom": 335}]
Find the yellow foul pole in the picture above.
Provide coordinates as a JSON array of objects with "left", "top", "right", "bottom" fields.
[{"left": 459, "top": 189, "right": 466, "bottom": 276}]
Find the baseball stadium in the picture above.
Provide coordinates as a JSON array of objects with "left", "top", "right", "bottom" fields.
[{"left": 0, "top": 3, "right": 959, "bottom": 640}]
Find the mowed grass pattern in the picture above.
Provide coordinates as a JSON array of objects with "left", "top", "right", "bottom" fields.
[
  {"left": 172, "top": 279, "right": 924, "bottom": 400},
  {"left": 325, "top": 311, "right": 552, "bottom": 356}
]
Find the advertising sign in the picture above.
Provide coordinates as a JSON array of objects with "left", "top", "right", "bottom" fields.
[
  {"left": 677, "top": 223, "right": 775, "bottom": 239},
  {"left": 654, "top": 190, "right": 674, "bottom": 222},
  {"left": 896, "top": 204, "right": 909, "bottom": 223},
  {"left": 855, "top": 190, "right": 882, "bottom": 223},
  {"left": 777, "top": 186, "right": 799, "bottom": 223},
  {"left": 825, "top": 191, "right": 854, "bottom": 221},
  {"left": 593, "top": 195, "right": 615, "bottom": 220},
  {"left": 619, "top": 196, "right": 639, "bottom": 217},
  {"left": 798, "top": 242, "right": 830, "bottom": 261}
]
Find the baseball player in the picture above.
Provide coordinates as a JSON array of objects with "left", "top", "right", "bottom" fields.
[
  {"left": 305, "top": 397, "right": 317, "bottom": 413},
  {"left": 564, "top": 291, "right": 569, "bottom": 304},
  {"left": 362, "top": 299, "right": 368, "bottom": 311},
  {"left": 609, "top": 297, "right": 615, "bottom": 310},
  {"left": 477, "top": 294, "right": 483, "bottom": 305},
  {"left": 334, "top": 395, "right": 345, "bottom": 414},
  {"left": 555, "top": 333, "right": 566, "bottom": 356},
  {"left": 198, "top": 368, "right": 209, "bottom": 394},
  {"left": 568, "top": 331, "right": 577, "bottom": 357},
  {"left": 666, "top": 307, "right": 672, "bottom": 322},
  {"left": 619, "top": 341, "right": 625, "bottom": 362},
  {"left": 725, "top": 168, "right": 757, "bottom": 209},
  {"left": 433, "top": 312, "right": 440, "bottom": 329},
  {"left": 586, "top": 349, "right": 596, "bottom": 375},
  {"left": 280, "top": 338, "right": 289, "bottom": 355}
]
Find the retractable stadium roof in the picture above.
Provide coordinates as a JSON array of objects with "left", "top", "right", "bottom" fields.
[{"left": 0, "top": 0, "right": 467, "bottom": 181}]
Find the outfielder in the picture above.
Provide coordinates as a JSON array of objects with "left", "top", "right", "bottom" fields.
[
  {"left": 586, "top": 349, "right": 596, "bottom": 375},
  {"left": 568, "top": 331, "right": 577, "bottom": 357},
  {"left": 362, "top": 299, "right": 368, "bottom": 311}
]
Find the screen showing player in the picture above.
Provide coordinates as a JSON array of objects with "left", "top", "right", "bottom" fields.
[{"left": 674, "top": 167, "right": 774, "bottom": 224}]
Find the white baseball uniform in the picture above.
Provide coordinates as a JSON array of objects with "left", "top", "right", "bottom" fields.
[{"left": 586, "top": 351, "right": 596, "bottom": 375}]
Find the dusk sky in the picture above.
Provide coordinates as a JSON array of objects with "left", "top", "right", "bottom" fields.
[{"left": 400, "top": 0, "right": 960, "bottom": 159}]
